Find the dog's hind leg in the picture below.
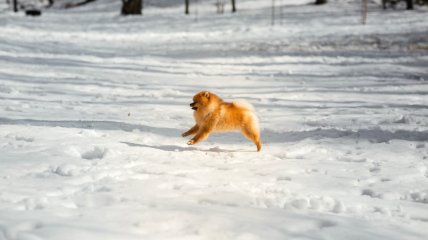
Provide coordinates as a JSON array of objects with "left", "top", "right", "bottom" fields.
[
  {"left": 182, "top": 125, "right": 199, "bottom": 137},
  {"left": 240, "top": 121, "right": 262, "bottom": 152}
]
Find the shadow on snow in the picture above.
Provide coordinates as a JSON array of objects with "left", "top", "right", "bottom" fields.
[{"left": 0, "top": 117, "right": 427, "bottom": 144}]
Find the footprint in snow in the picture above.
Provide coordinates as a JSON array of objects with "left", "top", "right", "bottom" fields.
[
  {"left": 337, "top": 157, "right": 367, "bottom": 163},
  {"left": 2, "top": 221, "right": 44, "bottom": 240},
  {"left": 81, "top": 146, "right": 108, "bottom": 160},
  {"left": 52, "top": 164, "right": 80, "bottom": 176},
  {"left": 276, "top": 176, "right": 292, "bottom": 181},
  {"left": 6, "top": 134, "right": 34, "bottom": 142}
]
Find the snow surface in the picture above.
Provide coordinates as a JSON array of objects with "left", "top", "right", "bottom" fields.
[{"left": 1, "top": 0, "right": 428, "bottom": 239}]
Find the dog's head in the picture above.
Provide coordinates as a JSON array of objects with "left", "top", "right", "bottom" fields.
[{"left": 190, "top": 91, "right": 217, "bottom": 111}]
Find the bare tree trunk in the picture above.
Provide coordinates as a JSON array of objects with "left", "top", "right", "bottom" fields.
[
  {"left": 315, "top": 0, "right": 327, "bottom": 4},
  {"left": 271, "top": 0, "right": 275, "bottom": 26},
  {"left": 13, "top": 0, "right": 17, "bottom": 12},
  {"left": 361, "top": 0, "right": 368, "bottom": 25},
  {"left": 121, "top": 0, "right": 142, "bottom": 15},
  {"left": 406, "top": 0, "right": 414, "bottom": 9},
  {"left": 231, "top": 0, "right": 236, "bottom": 12},
  {"left": 185, "top": 0, "right": 189, "bottom": 14},
  {"left": 216, "top": 0, "right": 225, "bottom": 14}
]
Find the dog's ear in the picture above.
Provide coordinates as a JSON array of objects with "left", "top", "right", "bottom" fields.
[{"left": 203, "top": 91, "right": 210, "bottom": 99}]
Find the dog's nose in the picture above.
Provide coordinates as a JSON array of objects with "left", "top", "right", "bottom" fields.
[{"left": 190, "top": 102, "right": 195, "bottom": 107}]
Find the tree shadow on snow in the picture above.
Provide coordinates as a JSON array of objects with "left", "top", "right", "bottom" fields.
[
  {"left": 262, "top": 128, "right": 428, "bottom": 143},
  {"left": 0, "top": 117, "right": 181, "bottom": 137},
  {"left": 1, "top": 117, "right": 426, "bottom": 145},
  {"left": 120, "top": 141, "right": 251, "bottom": 153}
]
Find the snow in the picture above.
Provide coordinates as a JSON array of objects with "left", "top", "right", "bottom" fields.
[{"left": 0, "top": 0, "right": 428, "bottom": 239}]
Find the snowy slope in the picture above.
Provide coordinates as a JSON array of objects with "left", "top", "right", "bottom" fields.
[{"left": 1, "top": 0, "right": 428, "bottom": 239}]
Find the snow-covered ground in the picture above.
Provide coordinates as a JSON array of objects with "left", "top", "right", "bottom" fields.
[{"left": 1, "top": 0, "right": 428, "bottom": 239}]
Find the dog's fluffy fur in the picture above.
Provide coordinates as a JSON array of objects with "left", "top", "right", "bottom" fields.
[{"left": 182, "top": 91, "right": 262, "bottom": 151}]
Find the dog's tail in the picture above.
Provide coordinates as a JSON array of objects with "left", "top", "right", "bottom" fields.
[{"left": 232, "top": 100, "right": 255, "bottom": 112}]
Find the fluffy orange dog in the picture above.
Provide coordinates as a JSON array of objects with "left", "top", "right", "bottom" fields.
[{"left": 182, "top": 91, "right": 262, "bottom": 151}]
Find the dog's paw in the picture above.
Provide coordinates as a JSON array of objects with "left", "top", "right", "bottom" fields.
[
  {"left": 187, "top": 140, "right": 195, "bottom": 145},
  {"left": 181, "top": 132, "right": 188, "bottom": 137}
]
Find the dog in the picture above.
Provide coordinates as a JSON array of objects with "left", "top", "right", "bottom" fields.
[{"left": 182, "top": 91, "right": 262, "bottom": 151}]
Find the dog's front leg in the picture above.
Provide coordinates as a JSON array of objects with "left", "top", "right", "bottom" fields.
[
  {"left": 187, "top": 115, "right": 218, "bottom": 145},
  {"left": 182, "top": 125, "right": 199, "bottom": 137}
]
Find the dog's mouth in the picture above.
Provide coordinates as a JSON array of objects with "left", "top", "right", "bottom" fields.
[{"left": 190, "top": 102, "right": 198, "bottom": 111}]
